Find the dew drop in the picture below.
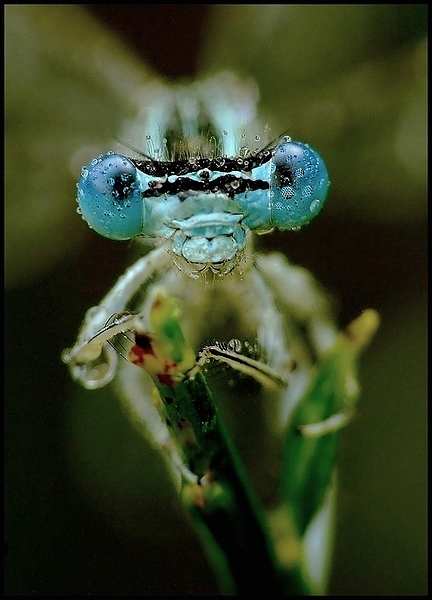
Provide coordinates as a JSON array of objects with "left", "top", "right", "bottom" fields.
[
  {"left": 228, "top": 338, "right": 242, "bottom": 352},
  {"left": 254, "top": 134, "right": 261, "bottom": 142},
  {"left": 282, "top": 135, "right": 292, "bottom": 143},
  {"left": 309, "top": 199, "right": 322, "bottom": 213}
]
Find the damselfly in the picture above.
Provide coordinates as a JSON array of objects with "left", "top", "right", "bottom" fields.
[
  {"left": 61, "top": 74, "right": 357, "bottom": 594},
  {"left": 62, "top": 72, "right": 337, "bottom": 458}
]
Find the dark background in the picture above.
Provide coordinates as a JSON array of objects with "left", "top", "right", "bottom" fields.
[{"left": 5, "top": 5, "right": 427, "bottom": 595}]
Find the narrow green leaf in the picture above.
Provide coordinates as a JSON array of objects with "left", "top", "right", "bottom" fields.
[{"left": 281, "top": 309, "right": 379, "bottom": 537}]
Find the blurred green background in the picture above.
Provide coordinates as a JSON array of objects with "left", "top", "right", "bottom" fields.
[{"left": 5, "top": 5, "right": 427, "bottom": 595}]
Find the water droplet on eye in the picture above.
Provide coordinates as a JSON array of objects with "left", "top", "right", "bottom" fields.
[
  {"left": 291, "top": 225, "right": 302, "bottom": 232},
  {"left": 146, "top": 134, "right": 151, "bottom": 140},
  {"left": 76, "top": 206, "right": 82, "bottom": 215},
  {"left": 222, "top": 130, "right": 228, "bottom": 136},
  {"left": 228, "top": 338, "right": 242, "bottom": 352},
  {"left": 309, "top": 199, "right": 322, "bottom": 213},
  {"left": 282, "top": 135, "right": 292, "bottom": 143}
]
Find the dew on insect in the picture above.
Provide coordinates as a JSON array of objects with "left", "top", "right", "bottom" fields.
[
  {"left": 227, "top": 338, "right": 242, "bottom": 352},
  {"left": 309, "top": 199, "right": 322, "bottom": 213}
]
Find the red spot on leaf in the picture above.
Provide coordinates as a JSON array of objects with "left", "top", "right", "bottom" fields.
[
  {"left": 153, "top": 297, "right": 163, "bottom": 309},
  {"left": 129, "top": 345, "right": 145, "bottom": 365},
  {"left": 134, "top": 333, "right": 155, "bottom": 355},
  {"left": 157, "top": 373, "right": 174, "bottom": 387}
]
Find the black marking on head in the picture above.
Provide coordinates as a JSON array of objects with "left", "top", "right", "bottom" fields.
[
  {"left": 141, "top": 173, "right": 269, "bottom": 199},
  {"left": 130, "top": 146, "right": 275, "bottom": 177}
]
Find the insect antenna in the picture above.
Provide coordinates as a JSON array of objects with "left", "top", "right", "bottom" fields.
[
  {"left": 249, "top": 131, "right": 290, "bottom": 158},
  {"left": 112, "top": 137, "right": 154, "bottom": 161}
]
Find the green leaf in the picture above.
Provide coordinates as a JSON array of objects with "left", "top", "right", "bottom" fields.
[{"left": 281, "top": 309, "right": 379, "bottom": 537}]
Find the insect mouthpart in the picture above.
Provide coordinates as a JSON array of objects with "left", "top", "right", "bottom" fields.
[{"left": 169, "top": 214, "right": 248, "bottom": 278}]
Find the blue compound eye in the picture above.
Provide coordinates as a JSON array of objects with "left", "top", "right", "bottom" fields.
[
  {"left": 270, "top": 141, "right": 330, "bottom": 230},
  {"left": 77, "top": 153, "right": 145, "bottom": 240}
]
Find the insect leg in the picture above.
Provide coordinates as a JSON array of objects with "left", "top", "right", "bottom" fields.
[
  {"left": 298, "top": 408, "right": 356, "bottom": 437},
  {"left": 196, "top": 344, "right": 289, "bottom": 390},
  {"left": 62, "top": 246, "right": 172, "bottom": 388}
]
